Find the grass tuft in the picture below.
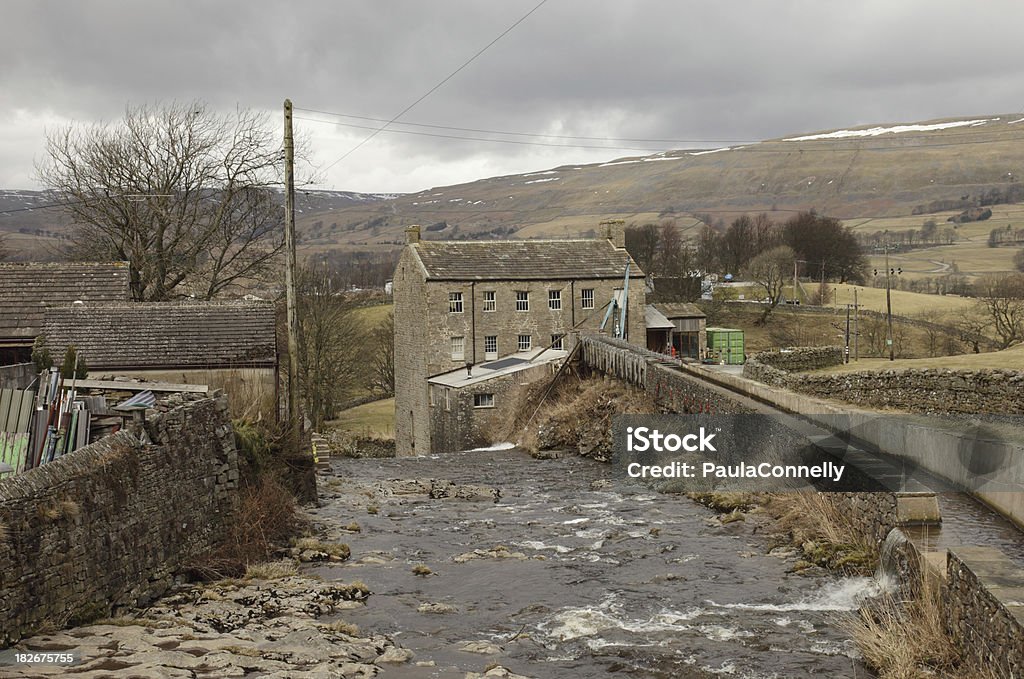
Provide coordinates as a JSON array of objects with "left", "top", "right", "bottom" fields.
[{"left": 244, "top": 561, "right": 299, "bottom": 580}]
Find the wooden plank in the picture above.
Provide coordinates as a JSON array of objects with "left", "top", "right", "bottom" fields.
[
  {"left": 71, "top": 379, "right": 209, "bottom": 394},
  {"left": 0, "top": 389, "right": 12, "bottom": 432}
]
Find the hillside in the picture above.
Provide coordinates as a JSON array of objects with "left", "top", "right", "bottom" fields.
[{"left": 4, "top": 113, "right": 1024, "bottom": 261}]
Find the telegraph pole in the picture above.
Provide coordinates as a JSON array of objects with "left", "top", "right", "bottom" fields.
[
  {"left": 884, "top": 241, "right": 895, "bottom": 361},
  {"left": 853, "top": 287, "right": 859, "bottom": 362},
  {"left": 283, "top": 99, "right": 302, "bottom": 443}
]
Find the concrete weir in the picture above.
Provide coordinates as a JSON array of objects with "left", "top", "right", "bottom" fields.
[{"left": 577, "top": 334, "right": 1024, "bottom": 672}]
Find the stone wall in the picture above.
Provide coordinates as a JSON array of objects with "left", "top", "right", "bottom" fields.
[
  {"left": 944, "top": 547, "right": 1024, "bottom": 676},
  {"left": 753, "top": 346, "right": 845, "bottom": 372},
  {"left": 580, "top": 335, "right": 757, "bottom": 415},
  {"left": 826, "top": 492, "right": 900, "bottom": 545},
  {"left": 0, "top": 395, "right": 238, "bottom": 645},
  {"left": 745, "top": 358, "right": 1024, "bottom": 415},
  {"left": 0, "top": 363, "right": 34, "bottom": 390}
]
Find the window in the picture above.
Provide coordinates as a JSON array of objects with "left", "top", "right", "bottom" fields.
[
  {"left": 483, "top": 290, "right": 496, "bottom": 312},
  {"left": 551, "top": 334, "right": 564, "bottom": 350},
  {"left": 548, "top": 289, "right": 561, "bottom": 310},
  {"left": 449, "top": 291, "right": 463, "bottom": 313},
  {"left": 445, "top": 388, "right": 450, "bottom": 411},
  {"left": 516, "top": 291, "right": 529, "bottom": 311},
  {"left": 429, "top": 386, "right": 436, "bottom": 407},
  {"left": 484, "top": 335, "right": 498, "bottom": 360},
  {"left": 474, "top": 393, "right": 495, "bottom": 408},
  {"left": 518, "top": 334, "right": 532, "bottom": 351},
  {"left": 450, "top": 336, "right": 465, "bottom": 361},
  {"left": 581, "top": 288, "right": 595, "bottom": 309}
]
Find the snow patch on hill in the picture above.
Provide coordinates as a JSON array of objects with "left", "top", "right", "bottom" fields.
[{"left": 784, "top": 119, "right": 998, "bottom": 141}]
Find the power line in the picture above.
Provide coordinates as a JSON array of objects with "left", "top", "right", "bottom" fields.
[
  {"left": 319, "top": 0, "right": 549, "bottom": 174},
  {"left": 294, "top": 116, "right": 673, "bottom": 153},
  {"left": 294, "top": 106, "right": 757, "bottom": 145}
]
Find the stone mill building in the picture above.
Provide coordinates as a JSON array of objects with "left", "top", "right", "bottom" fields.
[{"left": 393, "top": 224, "right": 646, "bottom": 456}]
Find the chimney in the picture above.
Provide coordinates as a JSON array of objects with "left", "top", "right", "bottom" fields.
[
  {"left": 405, "top": 224, "right": 421, "bottom": 244},
  {"left": 601, "top": 219, "right": 626, "bottom": 249}
]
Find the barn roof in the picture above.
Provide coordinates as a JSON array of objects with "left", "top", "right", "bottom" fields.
[
  {"left": 0, "top": 262, "right": 131, "bottom": 342},
  {"left": 410, "top": 239, "right": 644, "bottom": 281},
  {"left": 42, "top": 301, "right": 276, "bottom": 370},
  {"left": 652, "top": 302, "right": 706, "bottom": 319}
]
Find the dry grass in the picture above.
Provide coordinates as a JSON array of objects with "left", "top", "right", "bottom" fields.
[
  {"left": 501, "top": 375, "right": 653, "bottom": 454},
  {"left": 762, "top": 492, "right": 878, "bottom": 574},
  {"left": 244, "top": 561, "right": 299, "bottom": 580},
  {"left": 328, "top": 398, "right": 395, "bottom": 438},
  {"left": 841, "top": 573, "right": 1001, "bottom": 679},
  {"left": 38, "top": 499, "right": 80, "bottom": 522},
  {"left": 191, "top": 475, "right": 300, "bottom": 580},
  {"left": 411, "top": 564, "right": 433, "bottom": 576},
  {"left": 813, "top": 342, "right": 1024, "bottom": 373}
]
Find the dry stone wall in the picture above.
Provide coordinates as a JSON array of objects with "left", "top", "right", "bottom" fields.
[
  {"left": 0, "top": 395, "right": 238, "bottom": 645},
  {"left": 744, "top": 348, "right": 1024, "bottom": 415}
]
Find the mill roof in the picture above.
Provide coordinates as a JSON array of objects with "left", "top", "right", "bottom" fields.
[
  {"left": 411, "top": 239, "right": 644, "bottom": 281},
  {"left": 652, "top": 302, "right": 706, "bottom": 319}
]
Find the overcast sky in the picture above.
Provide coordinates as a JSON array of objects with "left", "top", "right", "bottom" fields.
[{"left": 2, "top": 0, "right": 1023, "bottom": 193}]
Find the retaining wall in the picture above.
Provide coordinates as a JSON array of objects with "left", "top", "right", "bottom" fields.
[
  {"left": 579, "top": 335, "right": 757, "bottom": 415},
  {"left": 0, "top": 395, "right": 238, "bottom": 645},
  {"left": 744, "top": 355, "right": 1024, "bottom": 416}
]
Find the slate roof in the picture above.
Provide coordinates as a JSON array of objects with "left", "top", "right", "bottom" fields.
[
  {"left": 42, "top": 302, "right": 277, "bottom": 370},
  {"left": 652, "top": 302, "right": 706, "bottom": 319},
  {"left": 0, "top": 262, "right": 131, "bottom": 342},
  {"left": 411, "top": 239, "right": 644, "bottom": 281},
  {"left": 645, "top": 305, "right": 675, "bottom": 330}
]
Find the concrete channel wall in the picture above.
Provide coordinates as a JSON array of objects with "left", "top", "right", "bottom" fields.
[{"left": 0, "top": 395, "right": 239, "bottom": 645}]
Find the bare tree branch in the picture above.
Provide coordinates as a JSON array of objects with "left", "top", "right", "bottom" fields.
[{"left": 36, "top": 101, "right": 293, "bottom": 300}]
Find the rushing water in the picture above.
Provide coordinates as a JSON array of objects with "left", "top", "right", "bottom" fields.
[{"left": 307, "top": 449, "right": 884, "bottom": 678}]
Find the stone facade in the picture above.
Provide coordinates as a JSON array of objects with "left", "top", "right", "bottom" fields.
[
  {"left": 429, "top": 361, "right": 560, "bottom": 453},
  {"left": 394, "top": 228, "right": 646, "bottom": 455},
  {"left": 0, "top": 395, "right": 238, "bottom": 645}
]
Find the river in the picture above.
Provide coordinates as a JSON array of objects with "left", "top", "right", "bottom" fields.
[{"left": 307, "top": 447, "right": 884, "bottom": 678}]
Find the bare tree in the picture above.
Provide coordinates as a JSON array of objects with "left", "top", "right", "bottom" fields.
[
  {"left": 746, "top": 245, "right": 795, "bottom": 323},
  {"left": 292, "top": 264, "right": 364, "bottom": 430},
  {"left": 370, "top": 311, "right": 395, "bottom": 397},
  {"left": 974, "top": 273, "right": 1024, "bottom": 349},
  {"left": 38, "top": 101, "right": 297, "bottom": 300}
]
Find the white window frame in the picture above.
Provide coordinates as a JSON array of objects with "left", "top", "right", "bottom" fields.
[
  {"left": 449, "top": 291, "right": 464, "bottom": 313},
  {"left": 482, "top": 290, "right": 496, "bottom": 312},
  {"left": 551, "top": 334, "right": 564, "bottom": 350},
  {"left": 473, "top": 393, "right": 495, "bottom": 409},
  {"left": 518, "top": 334, "right": 532, "bottom": 351},
  {"left": 516, "top": 291, "right": 529, "bottom": 312},
  {"left": 484, "top": 335, "right": 498, "bottom": 360},
  {"left": 548, "top": 289, "right": 561, "bottom": 310},
  {"left": 581, "top": 288, "right": 595, "bottom": 309},
  {"left": 450, "top": 336, "right": 465, "bottom": 361}
]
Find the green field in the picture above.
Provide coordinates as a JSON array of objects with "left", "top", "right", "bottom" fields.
[
  {"left": 845, "top": 203, "right": 1024, "bottom": 283},
  {"left": 811, "top": 343, "right": 1024, "bottom": 373},
  {"left": 328, "top": 398, "right": 395, "bottom": 438},
  {"left": 826, "top": 284, "right": 975, "bottom": 317},
  {"left": 353, "top": 302, "right": 393, "bottom": 328}
]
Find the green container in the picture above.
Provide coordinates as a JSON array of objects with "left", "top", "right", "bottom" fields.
[{"left": 706, "top": 327, "right": 745, "bottom": 364}]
